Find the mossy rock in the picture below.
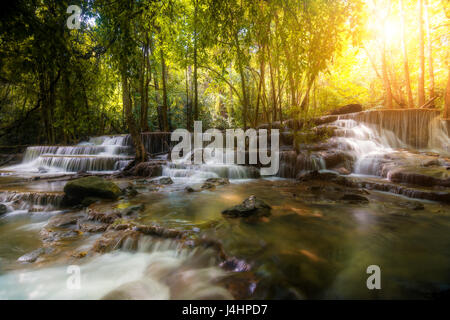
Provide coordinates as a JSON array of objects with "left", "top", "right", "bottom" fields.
[{"left": 63, "top": 176, "right": 122, "bottom": 206}]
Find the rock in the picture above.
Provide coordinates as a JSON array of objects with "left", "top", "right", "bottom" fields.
[
  {"left": 46, "top": 212, "right": 84, "bottom": 228},
  {"left": 87, "top": 207, "right": 121, "bottom": 224},
  {"left": 38, "top": 167, "right": 48, "bottom": 173},
  {"left": 63, "top": 176, "right": 122, "bottom": 206},
  {"left": 121, "top": 204, "right": 145, "bottom": 216},
  {"left": 150, "top": 176, "right": 173, "bottom": 185},
  {"left": 201, "top": 182, "right": 216, "bottom": 190},
  {"left": 335, "top": 167, "right": 351, "bottom": 175},
  {"left": 205, "top": 178, "right": 230, "bottom": 186},
  {"left": 388, "top": 166, "right": 450, "bottom": 187},
  {"left": 319, "top": 151, "right": 354, "bottom": 170},
  {"left": 297, "top": 170, "right": 338, "bottom": 181},
  {"left": 0, "top": 204, "right": 8, "bottom": 215},
  {"left": 328, "top": 104, "right": 363, "bottom": 116},
  {"left": 399, "top": 202, "right": 425, "bottom": 211},
  {"left": 123, "top": 186, "right": 139, "bottom": 197},
  {"left": 340, "top": 193, "right": 369, "bottom": 203},
  {"left": 131, "top": 162, "right": 163, "bottom": 177},
  {"left": 81, "top": 197, "right": 102, "bottom": 207},
  {"left": 18, "top": 248, "right": 46, "bottom": 263},
  {"left": 185, "top": 186, "right": 200, "bottom": 192},
  {"left": 222, "top": 195, "right": 271, "bottom": 218}
]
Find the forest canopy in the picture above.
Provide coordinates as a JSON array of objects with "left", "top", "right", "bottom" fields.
[{"left": 1, "top": 0, "right": 449, "bottom": 146}]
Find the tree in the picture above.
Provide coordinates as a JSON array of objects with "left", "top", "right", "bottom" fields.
[
  {"left": 418, "top": 0, "right": 426, "bottom": 106},
  {"left": 400, "top": 0, "right": 414, "bottom": 108}
]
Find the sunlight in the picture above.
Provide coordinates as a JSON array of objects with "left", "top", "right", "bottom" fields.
[{"left": 384, "top": 19, "right": 403, "bottom": 44}]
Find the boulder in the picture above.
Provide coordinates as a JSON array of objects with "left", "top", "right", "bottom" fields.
[
  {"left": 63, "top": 176, "right": 122, "bottom": 205},
  {"left": 222, "top": 195, "right": 271, "bottom": 218}
]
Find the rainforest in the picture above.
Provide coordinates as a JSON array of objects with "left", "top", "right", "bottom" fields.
[{"left": 0, "top": 0, "right": 449, "bottom": 301}]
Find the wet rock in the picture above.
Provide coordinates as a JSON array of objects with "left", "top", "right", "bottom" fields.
[
  {"left": 134, "top": 224, "right": 187, "bottom": 239},
  {"left": 17, "top": 248, "right": 52, "bottom": 263},
  {"left": 340, "top": 193, "right": 369, "bottom": 203},
  {"left": 399, "top": 202, "right": 425, "bottom": 211},
  {"left": 150, "top": 177, "right": 173, "bottom": 185},
  {"left": 388, "top": 166, "right": 450, "bottom": 187},
  {"left": 123, "top": 185, "right": 139, "bottom": 197},
  {"left": 63, "top": 176, "right": 122, "bottom": 206},
  {"left": 334, "top": 167, "right": 351, "bottom": 175},
  {"left": 205, "top": 178, "right": 230, "bottom": 186},
  {"left": 358, "top": 180, "right": 450, "bottom": 203},
  {"left": 91, "top": 229, "right": 141, "bottom": 253},
  {"left": 131, "top": 162, "right": 163, "bottom": 177},
  {"left": 46, "top": 212, "right": 84, "bottom": 228},
  {"left": 81, "top": 197, "right": 102, "bottom": 207},
  {"left": 201, "top": 182, "right": 216, "bottom": 190},
  {"left": 297, "top": 170, "right": 338, "bottom": 182},
  {"left": 328, "top": 104, "right": 363, "bottom": 115},
  {"left": 121, "top": 204, "right": 145, "bottom": 216},
  {"left": 0, "top": 204, "right": 8, "bottom": 215},
  {"left": 87, "top": 207, "right": 120, "bottom": 224},
  {"left": 222, "top": 195, "right": 271, "bottom": 218},
  {"left": 319, "top": 151, "right": 354, "bottom": 170},
  {"left": 78, "top": 221, "right": 108, "bottom": 233},
  {"left": 185, "top": 186, "right": 201, "bottom": 192},
  {"left": 40, "top": 229, "right": 81, "bottom": 243}
]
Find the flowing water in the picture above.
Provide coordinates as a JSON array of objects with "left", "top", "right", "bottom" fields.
[{"left": 0, "top": 110, "right": 449, "bottom": 299}]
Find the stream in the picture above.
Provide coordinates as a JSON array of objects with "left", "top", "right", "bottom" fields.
[{"left": 0, "top": 109, "right": 449, "bottom": 299}]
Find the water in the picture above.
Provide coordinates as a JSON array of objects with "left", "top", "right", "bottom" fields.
[{"left": 0, "top": 110, "right": 449, "bottom": 299}]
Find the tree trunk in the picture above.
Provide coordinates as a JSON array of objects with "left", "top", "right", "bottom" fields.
[
  {"left": 160, "top": 49, "right": 169, "bottom": 132},
  {"left": 193, "top": 0, "right": 199, "bottom": 121},
  {"left": 381, "top": 39, "right": 393, "bottom": 108},
  {"left": 121, "top": 66, "right": 147, "bottom": 163},
  {"left": 418, "top": 0, "right": 426, "bottom": 106},
  {"left": 424, "top": 0, "right": 435, "bottom": 105},
  {"left": 186, "top": 66, "right": 192, "bottom": 131},
  {"left": 400, "top": 0, "right": 414, "bottom": 108},
  {"left": 444, "top": 67, "right": 450, "bottom": 119}
]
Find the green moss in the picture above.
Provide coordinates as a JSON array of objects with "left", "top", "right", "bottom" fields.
[{"left": 63, "top": 176, "right": 122, "bottom": 205}]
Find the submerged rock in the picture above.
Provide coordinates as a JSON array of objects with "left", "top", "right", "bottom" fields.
[
  {"left": 63, "top": 176, "right": 122, "bottom": 206},
  {"left": 340, "top": 193, "right": 369, "bottom": 203},
  {"left": 222, "top": 195, "right": 271, "bottom": 218},
  {"left": 0, "top": 204, "right": 8, "bottom": 215}
]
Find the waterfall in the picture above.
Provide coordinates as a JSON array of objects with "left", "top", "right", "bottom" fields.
[
  {"left": 163, "top": 148, "right": 260, "bottom": 180},
  {"left": 331, "top": 109, "right": 449, "bottom": 177},
  {"left": 339, "top": 109, "right": 448, "bottom": 151},
  {"left": 0, "top": 191, "right": 64, "bottom": 212}
]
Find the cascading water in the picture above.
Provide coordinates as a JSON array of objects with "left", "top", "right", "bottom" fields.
[
  {"left": 331, "top": 109, "right": 450, "bottom": 177},
  {"left": 162, "top": 148, "right": 260, "bottom": 181},
  {"left": 2, "top": 135, "right": 133, "bottom": 174}
]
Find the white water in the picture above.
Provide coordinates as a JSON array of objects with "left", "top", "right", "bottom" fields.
[
  {"left": 0, "top": 239, "right": 232, "bottom": 300},
  {"left": 163, "top": 147, "right": 259, "bottom": 182},
  {"left": 1, "top": 135, "right": 132, "bottom": 174},
  {"left": 328, "top": 114, "right": 449, "bottom": 177}
]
